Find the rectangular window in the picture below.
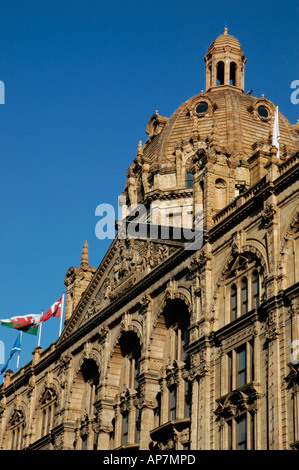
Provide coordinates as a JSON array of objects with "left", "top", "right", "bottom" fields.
[
  {"left": 186, "top": 171, "right": 193, "bottom": 188},
  {"left": 42, "top": 409, "right": 46, "bottom": 437},
  {"left": 241, "top": 278, "right": 248, "bottom": 315},
  {"left": 237, "top": 346, "right": 247, "bottom": 388},
  {"left": 47, "top": 405, "right": 52, "bottom": 435},
  {"left": 227, "top": 420, "right": 232, "bottom": 450},
  {"left": 251, "top": 412, "right": 255, "bottom": 450},
  {"left": 252, "top": 271, "right": 260, "bottom": 309},
  {"left": 11, "top": 430, "right": 15, "bottom": 450},
  {"left": 228, "top": 352, "right": 233, "bottom": 392},
  {"left": 181, "top": 326, "right": 189, "bottom": 362},
  {"left": 136, "top": 408, "right": 141, "bottom": 443},
  {"left": 123, "top": 413, "right": 128, "bottom": 446},
  {"left": 134, "top": 358, "right": 140, "bottom": 390},
  {"left": 237, "top": 416, "right": 247, "bottom": 450},
  {"left": 170, "top": 387, "right": 177, "bottom": 421},
  {"left": 226, "top": 413, "right": 254, "bottom": 450},
  {"left": 227, "top": 342, "right": 254, "bottom": 393},
  {"left": 231, "top": 284, "right": 237, "bottom": 321},
  {"left": 185, "top": 380, "right": 192, "bottom": 418}
]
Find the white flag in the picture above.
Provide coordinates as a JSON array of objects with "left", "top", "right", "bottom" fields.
[{"left": 272, "top": 105, "right": 280, "bottom": 158}]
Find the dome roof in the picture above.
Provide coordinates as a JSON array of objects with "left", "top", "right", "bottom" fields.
[
  {"left": 206, "top": 28, "right": 244, "bottom": 55},
  {"left": 142, "top": 87, "right": 299, "bottom": 167}
]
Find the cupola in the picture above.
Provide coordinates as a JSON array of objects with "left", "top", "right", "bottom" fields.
[{"left": 204, "top": 28, "right": 246, "bottom": 91}]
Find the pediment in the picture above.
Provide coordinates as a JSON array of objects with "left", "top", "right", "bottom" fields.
[{"left": 60, "top": 237, "right": 182, "bottom": 339}]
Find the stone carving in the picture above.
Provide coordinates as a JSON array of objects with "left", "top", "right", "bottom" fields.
[
  {"left": 94, "top": 238, "right": 172, "bottom": 303},
  {"left": 262, "top": 202, "right": 278, "bottom": 226},
  {"left": 86, "top": 298, "right": 102, "bottom": 320},
  {"left": 113, "top": 239, "right": 143, "bottom": 285},
  {"left": 81, "top": 238, "right": 172, "bottom": 322},
  {"left": 189, "top": 250, "right": 212, "bottom": 274}
]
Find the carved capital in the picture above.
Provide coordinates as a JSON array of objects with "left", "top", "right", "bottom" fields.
[{"left": 262, "top": 202, "right": 278, "bottom": 226}]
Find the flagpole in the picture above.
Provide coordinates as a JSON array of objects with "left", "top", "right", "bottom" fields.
[
  {"left": 37, "top": 310, "right": 43, "bottom": 347},
  {"left": 16, "top": 332, "right": 22, "bottom": 371},
  {"left": 59, "top": 293, "right": 65, "bottom": 337},
  {"left": 272, "top": 104, "right": 280, "bottom": 158}
]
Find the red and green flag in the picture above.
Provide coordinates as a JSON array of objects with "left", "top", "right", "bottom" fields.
[{"left": 0, "top": 314, "right": 41, "bottom": 336}]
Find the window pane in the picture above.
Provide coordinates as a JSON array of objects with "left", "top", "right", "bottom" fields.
[
  {"left": 136, "top": 408, "right": 141, "bottom": 443},
  {"left": 123, "top": 414, "right": 128, "bottom": 446},
  {"left": 186, "top": 171, "right": 193, "bottom": 188},
  {"left": 170, "top": 388, "right": 176, "bottom": 421},
  {"left": 181, "top": 326, "right": 189, "bottom": 362},
  {"left": 237, "top": 346, "right": 247, "bottom": 387},
  {"left": 134, "top": 358, "right": 140, "bottom": 390},
  {"left": 252, "top": 271, "right": 259, "bottom": 309},
  {"left": 237, "top": 416, "right": 247, "bottom": 450},
  {"left": 228, "top": 352, "right": 232, "bottom": 392},
  {"left": 227, "top": 421, "right": 232, "bottom": 450},
  {"left": 242, "top": 278, "right": 248, "bottom": 315},
  {"left": 250, "top": 412, "right": 255, "bottom": 450},
  {"left": 196, "top": 101, "right": 208, "bottom": 114},
  {"left": 238, "top": 348, "right": 246, "bottom": 370},
  {"left": 185, "top": 380, "right": 192, "bottom": 418},
  {"left": 47, "top": 406, "right": 52, "bottom": 434},
  {"left": 231, "top": 284, "right": 237, "bottom": 320}
]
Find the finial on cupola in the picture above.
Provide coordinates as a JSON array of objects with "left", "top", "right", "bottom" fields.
[{"left": 81, "top": 240, "right": 89, "bottom": 267}]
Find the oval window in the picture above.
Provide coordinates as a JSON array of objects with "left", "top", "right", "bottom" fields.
[
  {"left": 257, "top": 105, "right": 269, "bottom": 118},
  {"left": 196, "top": 101, "right": 208, "bottom": 114}
]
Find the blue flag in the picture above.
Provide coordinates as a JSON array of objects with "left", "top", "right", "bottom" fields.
[{"left": 0, "top": 333, "right": 22, "bottom": 375}]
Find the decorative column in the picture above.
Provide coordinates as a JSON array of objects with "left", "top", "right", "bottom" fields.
[
  {"left": 138, "top": 294, "right": 160, "bottom": 449},
  {"left": 190, "top": 342, "right": 211, "bottom": 450},
  {"left": 264, "top": 307, "right": 283, "bottom": 449},
  {"left": 262, "top": 198, "right": 279, "bottom": 298},
  {"left": 139, "top": 373, "right": 159, "bottom": 450},
  {"left": 94, "top": 397, "right": 114, "bottom": 450}
]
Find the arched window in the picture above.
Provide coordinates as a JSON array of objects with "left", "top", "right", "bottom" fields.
[
  {"left": 110, "top": 330, "right": 141, "bottom": 449},
  {"left": 230, "top": 62, "right": 236, "bottom": 86},
  {"left": 9, "top": 410, "right": 25, "bottom": 450},
  {"left": 119, "top": 331, "right": 141, "bottom": 391},
  {"left": 252, "top": 271, "right": 260, "bottom": 309},
  {"left": 151, "top": 299, "right": 191, "bottom": 450},
  {"left": 71, "top": 359, "right": 99, "bottom": 450},
  {"left": 231, "top": 284, "right": 237, "bottom": 321},
  {"left": 217, "top": 61, "right": 224, "bottom": 85},
  {"left": 215, "top": 178, "right": 227, "bottom": 212},
  {"left": 40, "top": 387, "right": 57, "bottom": 439},
  {"left": 241, "top": 277, "right": 248, "bottom": 315},
  {"left": 163, "top": 301, "right": 190, "bottom": 364}
]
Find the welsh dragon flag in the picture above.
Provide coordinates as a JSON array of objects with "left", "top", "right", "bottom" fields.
[{"left": 0, "top": 314, "right": 41, "bottom": 336}]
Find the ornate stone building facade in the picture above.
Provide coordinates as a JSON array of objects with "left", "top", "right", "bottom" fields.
[{"left": 0, "top": 29, "right": 298, "bottom": 451}]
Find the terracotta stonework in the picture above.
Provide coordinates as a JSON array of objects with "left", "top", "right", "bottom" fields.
[{"left": 0, "top": 29, "right": 298, "bottom": 451}]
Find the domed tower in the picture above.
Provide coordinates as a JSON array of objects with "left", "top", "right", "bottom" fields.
[
  {"left": 204, "top": 27, "right": 246, "bottom": 91},
  {"left": 122, "top": 30, "right": 299, "bottom": 232}
]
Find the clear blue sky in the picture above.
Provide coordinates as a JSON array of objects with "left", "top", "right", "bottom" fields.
[{"left": 0, "top": 0, "right": 298, "bottom": 380}]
